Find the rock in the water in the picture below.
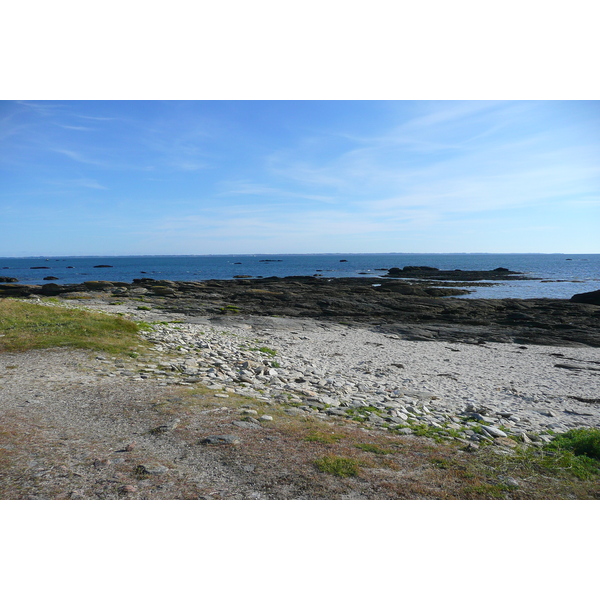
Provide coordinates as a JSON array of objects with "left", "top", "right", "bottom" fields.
[{"left": 570, "top": 289, "right": 600, "bottom": 306}]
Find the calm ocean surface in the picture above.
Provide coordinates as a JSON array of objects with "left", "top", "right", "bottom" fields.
[{"left": 1, "top": 253, "right": 599, "bottom": 300}]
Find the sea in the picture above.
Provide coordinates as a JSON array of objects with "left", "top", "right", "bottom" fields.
[{"left": 1, "top": 253, "right": 599, "bottom": 300}]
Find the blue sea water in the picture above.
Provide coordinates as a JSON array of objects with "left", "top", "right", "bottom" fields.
[{"left": 1, "top": 253, "right": 599, "bottom": 300}]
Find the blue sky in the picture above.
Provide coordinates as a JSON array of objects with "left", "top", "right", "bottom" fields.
[{"left": 1, "top": 100, "right": 598, "bottom": 256}]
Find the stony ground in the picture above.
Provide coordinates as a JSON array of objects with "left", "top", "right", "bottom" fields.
[
  {"left": 0, "top": 346, "right": 484, "bottom": 500},
  {"left": 1, "top": 295, "right": 599, "bottom": 499}
]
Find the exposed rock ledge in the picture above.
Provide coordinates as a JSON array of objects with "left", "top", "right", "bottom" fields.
[{"left": 1, "top": 277, "right": 599, "bottom": 347}]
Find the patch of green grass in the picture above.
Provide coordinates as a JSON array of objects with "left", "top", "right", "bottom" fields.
[
  {"left": 532, "top": 448, "right": 600, "bottom": 481},
  {"left": 314, "top": 455, "right": 360, "bottom": 477},
  {"left": 477, "top": 429, "right": 600, "bottom": 483},
  {"left": 345, "top": 406, "right": 383, "bottom": 422},
  {"left": 304, "top": 431, "right": 346, "bottom": 444},
  {"left": 479, "top": 436, "right": 600, "bottom": 484},
  {"left": 406, "top": 423, "right": 464, "bottom": 441},
  {"left": 249, "top": 346, "right": 277, "bottom": 357},
  {"left": 546, "top": 428, "right": 600, "bottom": 460},
  {"left": 219, "top": 305, "right": 240, "bottom": 313},
  {"left": 462, "top": 483, "right": 508, "bottom": 499},
  {"left": 355, "top": 443, "right": 393, "bottom": 455},
  {"left": 0, "top": 298, "right": 148, "bottom": 356},
  {"left": 136, "top": 306, "right": 152, "bottom": 311}
]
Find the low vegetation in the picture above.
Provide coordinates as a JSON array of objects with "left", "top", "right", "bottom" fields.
[
  {"left": 314, "top": 455, "right": 360, "bottom": 477},
  {"left": 0, "top": 298, "right": 148, "bottom": 355},
  {"left": 546, "top": 428, "right": 600, "bottom": 460}
]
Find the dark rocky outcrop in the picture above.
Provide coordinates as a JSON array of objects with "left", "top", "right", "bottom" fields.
[
  {"left": 570, "top": 289, "right": 600, "bottom": 306},
  {"left": 383, "top": 266, "right": 530, "bottom": 281},
  {"left": 1, "top": 276, "right": 598, "bottom": 347},
  {"left": 93, "top": 265, "right": 113, "bottom": 268},
  {"left": 0, "top": 284, "right": 33, "bottom": 296},
  {"left": 0, "top": 277, "right": 18, "bottom": 283},
  {"left": 84, "top": 281, "right": 115, "bottom": 290}
]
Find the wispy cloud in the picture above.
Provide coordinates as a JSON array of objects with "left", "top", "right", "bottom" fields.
[
  {"left": 52, "top": 148, "right": 107, "bottom": 167},
  {"left": 14, "top": 101, "right": 65, "bottom": 115},
  {"left": 57, "top": 124, "right": 94, "bottom": 131},
  {"left": 76, "top": 114, "right": 118, "bottom": 121}
]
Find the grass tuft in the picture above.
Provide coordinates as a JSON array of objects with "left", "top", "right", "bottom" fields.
[
  {"left": 304, "top": 431, "right": 346, "bottom": 444},
  {"left": 546, "top": 428, "right": 600, "bottom": 460},
  {"left": 0, "top": 298, "right": 148, "bottom": 355},
  {"left": 354, "top": 443, "right": 393, "bottom": 455},
  {"left": 314, "top": 455, "right": 360, "bottom": 477}
]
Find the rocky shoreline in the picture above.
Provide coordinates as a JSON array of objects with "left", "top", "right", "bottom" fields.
[
  {"left": 11, "top": 288, "right": 600, "bottom": 447},
  {"left": 2, "top": 271, "right": 599, "bottom": 347}
]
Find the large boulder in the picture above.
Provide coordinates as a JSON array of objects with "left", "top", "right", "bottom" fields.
[
  {"left": 150, "top": 286, "right": 177, "bottom": 297},
  {"left": 84, "top": 281, "right": 115, "bottom": 290},
  {"left": 40, "top": 283, "right": 64, "bottom": 295},
  {"left": 570, "top": 289, "right": 600, "bottom": 306}
]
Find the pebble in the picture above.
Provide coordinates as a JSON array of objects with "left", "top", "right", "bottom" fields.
[
  {"left": 481, "top": 425, "right": 507, "bottom": 438},
  {"left": 136, "top": 464, "right": 169, "bottom": 475},
  {"left": 149, "top": 418, "right": 181, "bottom": 434},
  {"left": 200, "top": 435, "right": 240, "bottom": 445},
  {"left": 232, "top": 420, "right": 262, "bottom": 429}
]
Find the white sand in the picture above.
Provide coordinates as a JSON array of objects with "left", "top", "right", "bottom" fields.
[
  {"left": 28, "top": 298, "right": 600, "bottom": 433},
  {"left": 224, "top": 318, "right": 600, "bottom": 432}
]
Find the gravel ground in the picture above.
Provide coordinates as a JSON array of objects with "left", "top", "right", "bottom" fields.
[{"left": 2, "top": 295, "right": 599, "bottom": 500}]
